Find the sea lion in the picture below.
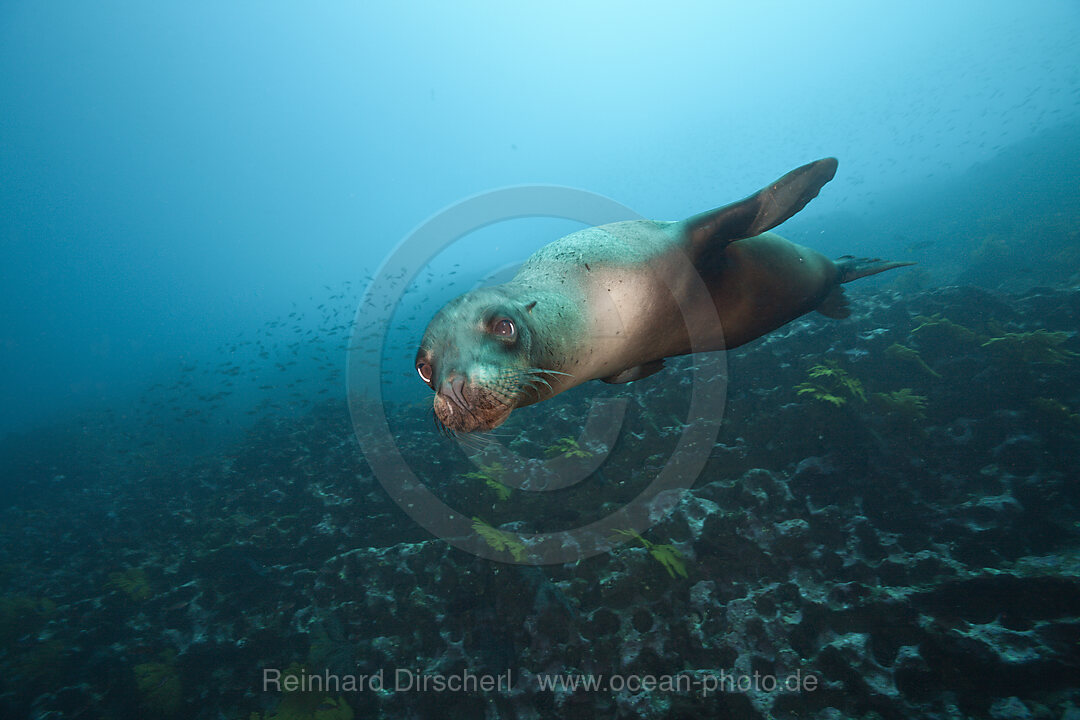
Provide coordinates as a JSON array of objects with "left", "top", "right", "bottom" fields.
[{"left": 416, "top": 158, "right": 912, "bottom": 432}]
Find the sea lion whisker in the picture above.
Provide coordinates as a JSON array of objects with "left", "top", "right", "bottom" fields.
[
  {"left": 432, "top": 414, "right": 450, "bottom": 439},
  {"left": 495, "top": 370, "right": 534, "bottom": 387},
  {"left": 522, "top": 382, "right": 542, "bottom": 402},
  {"left": 529, "top": 368, "right": 574, "bottom": 378},
  {"left": 451, "top": 434, "right": 478, "bottom": 452},
  {"left": 475, "top": 430, "right": 513, "bottom": 441},
  {"left": 453, "top": 432, "right": 487, "bottom": 452},
  {"left": 459, "top": 429, "right": 500, "bottom": 453},
  {"left": 456, "top": 393, "right": 497, "bottom": 433},
  {"left": 529, "top": 376, "right": 554, "bottom": 394},
  {"left": 432, "top": 410, "right": 454, "bottom": 439}
]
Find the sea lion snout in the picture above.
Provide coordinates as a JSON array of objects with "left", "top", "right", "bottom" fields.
[
  {"left": 437, "top": 375, "right": 470, "bottom": 413},
  {"left": 432, "top": 373, "right": 514, "bottom": 432}
]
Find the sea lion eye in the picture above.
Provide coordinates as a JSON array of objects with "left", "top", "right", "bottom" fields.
[
  {"left": 416, "top": 361, "right": 433, "bottom": 384},
  {"left": 491, "top": 318, "right": 515, "bottom": 339}
]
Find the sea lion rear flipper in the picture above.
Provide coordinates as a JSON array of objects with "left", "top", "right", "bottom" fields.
[
  {"left": 816, "top": 285, "right": 851, "bottom": 319},
  {"left": 685, "top": 158, "right": 839, "bottom": 258},
  {"left": 601, "top": 360, "right": 665, "bottom": 384},
  {"left": 835, "top": 255, "right": 916, "bottom": 283}
]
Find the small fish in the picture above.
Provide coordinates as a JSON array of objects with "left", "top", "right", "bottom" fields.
[{"left": 905, "top": 239, "right": 936, "bottom": 253}]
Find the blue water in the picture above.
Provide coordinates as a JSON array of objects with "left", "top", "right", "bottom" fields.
[
  {"left": 1, "top": 3, "right": 1079, "bottom": 719},
  {"left": 2, "top": 1, "right": 1077, "bottom": 438}
]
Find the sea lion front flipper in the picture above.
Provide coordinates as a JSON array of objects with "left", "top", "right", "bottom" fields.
[
  {"left": 685, "top": 158, "right": 839, "bottom": 260},
  {"left": 601, "top": 359, "right": 665, "bottom": 384}
]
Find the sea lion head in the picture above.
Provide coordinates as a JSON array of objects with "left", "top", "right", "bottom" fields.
[{"left": 416, "top": 286, "right": 544, "bottom": 432}]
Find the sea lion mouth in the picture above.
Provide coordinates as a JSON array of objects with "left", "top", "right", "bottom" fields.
[
  {"left": 433, "top": 377, "right": 515, "bottom": 433},
  {"left": 428, "top": 367, "right": 572, "bottom": 434}
]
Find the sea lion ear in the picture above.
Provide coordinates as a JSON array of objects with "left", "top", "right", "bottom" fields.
[
  {"left": 524, "top": 301, "right": 537, "bottom": 314},
  {"left": 685, "top": 157, "right": 838, "bottom": 255}
]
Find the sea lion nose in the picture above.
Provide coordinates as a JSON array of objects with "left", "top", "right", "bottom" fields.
[{"left": 438, "top": 374, "right": 470, "bottom": 411}]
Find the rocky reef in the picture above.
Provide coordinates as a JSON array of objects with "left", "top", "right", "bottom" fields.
[{"left": 0, "top": 284, "right": 1077, "bottom": 719}]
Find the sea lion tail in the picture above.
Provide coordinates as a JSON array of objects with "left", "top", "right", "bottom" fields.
[
  {"left": 835, "top": 256, "right": 916, "bottom": 284},
  {"left": 817, "top": 256, "right": 916, "bottom": 320}
]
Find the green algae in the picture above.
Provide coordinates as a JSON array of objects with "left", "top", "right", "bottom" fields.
[
  {"left": 873, "top": 389, "right": 929, "bottom": 422},
  {"left": 1030, "top": 397, "right": 1080, "bottom": 431},
  {"left": 462, "top": 461, "right": 512, "bottom": 501},
  {"left": 134, "top": 651, "right": 182, "bottom": 716},
  {"left": 471, "top": 517, "right": 526, "bottom": 561},
  {"left": 0, "top": 595, "right": 54, "bottom": 645},
  {"left": 911, "top": 313, "right": 980, "bottom": 344},
  {"left": 613, "top": 529, "right": 689, "bottom": 579},
  {"left": 795, "top": 362, "right": 866, "bottom": 407},
  {"left": 885, "top": 343, "right": 941, "bottom": 378},
  {"left": 981, "top": 329, "right": 1077, "bottom": 364},
  {"left": 108, "top": 567, "right": 152, "bottom": 601},
  {"left": 544, "top": 436, "right": 592, "bottom": 459}
]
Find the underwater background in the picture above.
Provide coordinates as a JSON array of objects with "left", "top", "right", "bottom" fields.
[{"left": 1, "top": 2, "right": 1079, "bottom": 719}]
